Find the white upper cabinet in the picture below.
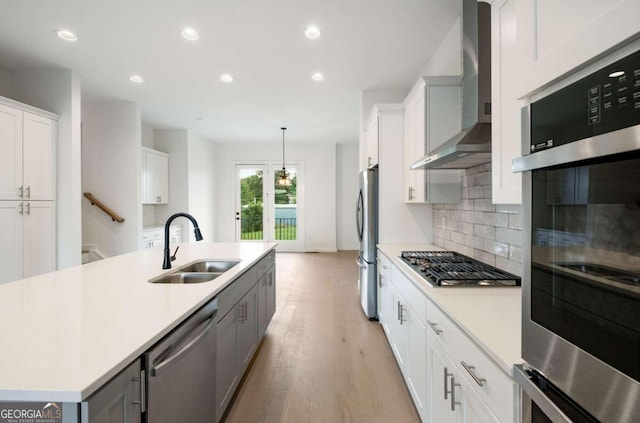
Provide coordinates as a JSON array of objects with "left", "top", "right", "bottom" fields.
[
  {"left": 517, "top": 0, "right": 640, "bottom": 97},
  {"left": 0, "top": 100, "right": 57, "bottom": 201},
  {"left": 142, "top": 148, "right": 169, "bottom": 204},
  {"left": 491, "top": 0, "right": 522, "bottom": 204},
  {"left": 403, "top": 77, "right": 462, "bottom": 203}
]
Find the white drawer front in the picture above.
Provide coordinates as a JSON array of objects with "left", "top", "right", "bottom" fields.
[
  {"left": 427, "top": 300, "right": 516, "bottom": 423},
  {"left": 391, "top": 265, "right": 426, "bottom": 325}
]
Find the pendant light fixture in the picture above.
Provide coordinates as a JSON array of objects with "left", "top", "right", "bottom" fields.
[{"left": 277, "top": 127, "right": 292, "bottom": 187}]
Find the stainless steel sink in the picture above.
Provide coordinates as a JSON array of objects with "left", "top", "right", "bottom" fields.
[
  {"left": 150, "top": 272, "right": 221, "bottom": 284},
  {"left": 179, "top": 260, "right": 240, "bottom": 273},
  {"left": 149, "top": 259, "right": 240, "bottom": 284}
]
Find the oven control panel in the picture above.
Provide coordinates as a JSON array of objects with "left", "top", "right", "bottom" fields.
[{"left": 530, "top": 48, "right": 640, "bottom": 152}]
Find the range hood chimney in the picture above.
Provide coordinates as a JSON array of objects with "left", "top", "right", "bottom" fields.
[{"left": 411, "top": 0, "right": 492, "bottom": 170}]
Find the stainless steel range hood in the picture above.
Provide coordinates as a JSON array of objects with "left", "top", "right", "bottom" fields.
[{"left": 412, "top": 0, "right": 492, "bottom": 170}]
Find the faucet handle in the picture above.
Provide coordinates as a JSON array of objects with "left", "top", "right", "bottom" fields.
[{"left": 170, "top": 245, "right": 179, "bottom": 262}]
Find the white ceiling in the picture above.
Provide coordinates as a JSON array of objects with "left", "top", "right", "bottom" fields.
[{"left": 0, "top": 0, "right": 461, "bottom": 144}]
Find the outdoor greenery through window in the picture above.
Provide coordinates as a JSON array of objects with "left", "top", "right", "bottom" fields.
[{"left": 240, "top": 167, "right": 297, "bottom": 241}]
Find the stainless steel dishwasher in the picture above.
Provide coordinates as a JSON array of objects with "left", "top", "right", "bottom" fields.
[{"left": 145, "top": 297, "right": 218, "bottom": 423}]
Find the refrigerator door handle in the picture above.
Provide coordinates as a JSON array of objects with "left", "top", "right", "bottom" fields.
[{"left": 356, "top": 190, "right": 364, "bottom": 242}]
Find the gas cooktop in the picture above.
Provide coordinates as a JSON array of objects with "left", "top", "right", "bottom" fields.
[{"left": 400, "top": 251, "right": 521, "bottom": 287}]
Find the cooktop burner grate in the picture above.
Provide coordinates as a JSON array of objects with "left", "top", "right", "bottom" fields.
[{"left": 400, "top": 251, "right": 521, "bottom": 287}]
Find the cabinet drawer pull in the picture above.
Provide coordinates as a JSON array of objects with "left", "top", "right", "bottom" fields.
[
  {"left": 427, "top": 320, "right": 443, "bottom": 335},
  {"left": 18, "top": 203, "right": 23, "bottom": 215},
  {"left": 461, "top": 361, "right": 486, "bottom": 386},
  {"left": 25, "top": 203, "right": 30, "bottom": 215},
  {"left": 25, "top": 186, "right": 31, "bottom": 199},
  {"left": 18, "top": 185, "right": 23, "bottom": 199}
]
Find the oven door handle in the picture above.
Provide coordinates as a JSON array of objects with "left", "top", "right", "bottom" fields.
[{"left": 513, "top": 364, "right": 573, "bottom": 423}]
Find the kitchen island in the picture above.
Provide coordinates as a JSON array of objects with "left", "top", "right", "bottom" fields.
[{"left": 0, "top": 242, "right": 276, "bottom": 410}]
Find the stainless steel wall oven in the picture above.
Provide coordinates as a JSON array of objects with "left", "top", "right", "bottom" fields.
[{"left": 513, "top": 45, "right": 640, "bottom": 423}]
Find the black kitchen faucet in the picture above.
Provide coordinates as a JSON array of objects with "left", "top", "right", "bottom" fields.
[{"left": 163, "top": 213, "right": 203, "bottom": 269}]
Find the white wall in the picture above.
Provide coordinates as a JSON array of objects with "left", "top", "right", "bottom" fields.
[
  {"left": 187, "top": 133, "right": 216, "bottom": 241},
  {"left": 11, "top": 69, "right": 82, "bottom": 269},
  {"left": 336, "top": 144, "right": 359, "bottom": 250},
  {"left": 141, "top": 124, "right": 154, "bottom": 148},
  {"left": 0, "top": 67, "right": 11, "bottom": 97},
  {"left": 82, "top": 101, "right": 141, "bottom": 257},
  {"left": 214, "top": 142, "right": 337, "bottom": 252},
  {"left": 421, "top": 17, "right": 463, "bottom": 76}
]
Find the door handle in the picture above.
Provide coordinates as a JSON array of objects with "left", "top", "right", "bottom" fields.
[
  {"left": 132, "top": 369, "right": 146, "bottom": 413},
  {"left": 150, "top": 311, "right": 217, "bottom": 377}
]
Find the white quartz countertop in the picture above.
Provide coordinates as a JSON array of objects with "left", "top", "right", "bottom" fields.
[
  {"left": 377, "top": 244, "right": 522, "bottom": 376},
  {"left": 0, "top": 242, "right": 276, "bottom": 403}
]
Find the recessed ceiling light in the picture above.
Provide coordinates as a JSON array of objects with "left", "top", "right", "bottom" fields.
[
  {"left": 305, "top": 26, "right": 321, "bottom": 39},
  {"left": 129, "top": 75, "right": 144, "bottom": 83},
  {"left": 609, "top": 70, "right": 625, "bottom": 78},
  {"left": 220, "top": 74, "right": 234, "bottom": 83},
  {"left": 181, "top": 27, "right": 199, "bottom": 41},
  {"left": 311, "top": 72, "right": 324, "bottom": 81},
  {"left": 56, "top": 30, "right": 77, "bottom": 41}
]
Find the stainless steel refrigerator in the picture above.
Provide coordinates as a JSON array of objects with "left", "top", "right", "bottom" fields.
[{"left": 356, "top": 166, "right": 378, "bottom": 319}]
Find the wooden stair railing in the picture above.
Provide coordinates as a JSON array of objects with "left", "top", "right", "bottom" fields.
[{"left": 83, "top": 192, "right": 125, "bottom": 223}]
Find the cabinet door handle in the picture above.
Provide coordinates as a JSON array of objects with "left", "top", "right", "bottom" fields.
[
  {"left": 368, "top": 156, "right": 372, "bottom": 167},
  {"left": 444, "top": 367, "right": 453, "bottom": 400},
  {"left": 378, "top": 274, "right": 384, "bottom": 287},
  {"left": 399, "top": 303, "right": 406, "bottom": 325},
  {"left": 132, "top": 369, "right": 146, "bottom": 413},
  {"left": 450, "top": 376, "right": 461, "bottom": 411},
  {"left": 156, "top": 195, "right": 161, "bottom": 203},
  {"left": 18, "top": 186, "right": 23, "bottom": 199},
  {"left": 244, "top": 301, "right": 248, "bottom": 322},
  {"left": 427, "top": 320, "right": 443, "bottom": 335},
  {"left": 237, "top": 305, "right": 244, "bottom": 323},
  {"left": 25, "top": 203, "right": 30, "bottom": 215},
  {"left": 461, "top": 361, "right": 486, "bottom": 386},
  {"left": 408, "top": 186, "right": 412, "bottom": 200},
  {"left": 397, "top": 301, "right": 401, "bottom": 321},
  {"left": 18, "top": 203, "right": 23, "bottom": 215},
  {"left": 25, "top": 186, "right": 30, "bottom": 199}
]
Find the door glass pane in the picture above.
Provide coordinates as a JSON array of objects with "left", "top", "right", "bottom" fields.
[
  {"left": 274, "top": 166, "right": 297, "bottom": 241},
  {"left": 240, "top": 167, "right": 264, "bottom": 240}
]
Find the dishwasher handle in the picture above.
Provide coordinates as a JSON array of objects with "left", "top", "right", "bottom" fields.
[{"left": 150, "top": 311, "right": 217, "bottom": 377}]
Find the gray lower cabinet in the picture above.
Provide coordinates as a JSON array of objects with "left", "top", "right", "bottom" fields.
[
  {"left": 257, "top": 264, "right": 276, "bottom": 338},
  {"left": 83, "top": 359, "right": 143, "bottom": 423},
  {"left": 216, "top": 281, "right": 259, "bottom": 421}
]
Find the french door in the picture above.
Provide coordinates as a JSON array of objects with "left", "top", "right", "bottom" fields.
[{"left": 234, "top": 163, "right": 304, "bottom": 251}]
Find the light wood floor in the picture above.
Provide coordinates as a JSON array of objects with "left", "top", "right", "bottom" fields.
[{"left": 223, "top": 251, "right": 420, "bottom": 423}]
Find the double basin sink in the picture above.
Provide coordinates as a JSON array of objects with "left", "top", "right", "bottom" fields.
[{"left": 149, "top": 260, "right": 240, "bottom": 284}]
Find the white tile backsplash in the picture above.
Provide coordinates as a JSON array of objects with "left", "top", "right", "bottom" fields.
[{"left": 432, "top": 163, "right": 523, "bottom": 276}]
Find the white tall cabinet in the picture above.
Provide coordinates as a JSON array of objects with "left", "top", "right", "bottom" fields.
[
  {"left": 0, "top": 97, "right": 58, "bottom": 284},
  {"left": 490, "top": 0, "right": 522, "bottom": 204}
]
